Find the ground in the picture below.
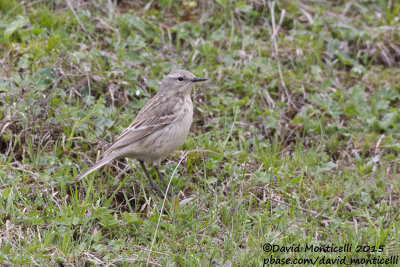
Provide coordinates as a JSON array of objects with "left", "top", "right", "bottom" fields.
[{"left": 0, "top": 0, "right": 400, "bottom": 266}]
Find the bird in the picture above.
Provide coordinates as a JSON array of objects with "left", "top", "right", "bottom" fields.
[{"left": 76, "top": 69, "right": 207, "bottom": 194}]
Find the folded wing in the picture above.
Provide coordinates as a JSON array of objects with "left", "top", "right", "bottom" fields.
[{"left": 102, "top": 113, "right": 177, "bottom": 156}]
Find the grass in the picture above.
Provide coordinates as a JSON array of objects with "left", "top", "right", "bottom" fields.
[{"left": 1, "top": 0, "right": 400, "bottom": 265}]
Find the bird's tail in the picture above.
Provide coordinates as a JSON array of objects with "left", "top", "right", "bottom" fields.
[{"left": 75, "top": 155, "right": 116, "bottom": 182}]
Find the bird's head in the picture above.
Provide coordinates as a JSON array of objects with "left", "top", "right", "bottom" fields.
[{"left": 159, "top": 69, "right": 207, "bottom": 95}]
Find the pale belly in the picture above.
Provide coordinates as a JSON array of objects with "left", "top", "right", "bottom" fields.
[{"left": 127, "top": 107, "right": 193, "bottom": 166}]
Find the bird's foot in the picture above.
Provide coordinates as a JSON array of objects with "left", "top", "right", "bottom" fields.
[{"left": 155, "top": 167, "right": 173, "bottom": 196}]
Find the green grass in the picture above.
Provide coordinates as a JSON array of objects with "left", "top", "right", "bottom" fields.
[{"left": 1, "top": 0, "right": 400, "bottom": 265}]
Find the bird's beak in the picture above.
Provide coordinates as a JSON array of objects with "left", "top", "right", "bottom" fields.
[{"left": 191, "top": 77, "right": 207, "bottom": 82}]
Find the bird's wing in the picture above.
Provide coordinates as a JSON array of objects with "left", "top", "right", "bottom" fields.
[
  {"left": 101, "top": 93, "right": 179, "bottom": 156},
  {"left": 103, "top": 113, "right": 178, "bottom": 155}
]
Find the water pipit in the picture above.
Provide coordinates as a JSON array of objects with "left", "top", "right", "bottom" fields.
[{"left": 76, "top": 70, "right": 207, "bottom": 195}]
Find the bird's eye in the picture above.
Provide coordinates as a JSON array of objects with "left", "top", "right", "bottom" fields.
[{"left": 177, "top": 77, "right": 184, "bottom": 81}]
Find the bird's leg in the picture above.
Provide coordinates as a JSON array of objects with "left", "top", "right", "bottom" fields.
[
  {"left": 155, "top": 167, "right": 172, "bottom": 196},
  {"left": 139, "top": 161, "right": 161, "bottom": 193}
]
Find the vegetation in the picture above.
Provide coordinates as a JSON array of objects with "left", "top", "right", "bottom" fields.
[{"left": 0, "top": 0, "right": 399, "bottom": 265}]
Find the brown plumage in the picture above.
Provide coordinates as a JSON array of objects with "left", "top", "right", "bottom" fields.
[{"left": 76, "top": 70, "right": 207, "bottom": 193}]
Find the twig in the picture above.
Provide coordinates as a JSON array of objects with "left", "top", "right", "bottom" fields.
[
  {"left": 96, "top": 17, "right": 121, "bottom": 47},
  {"left": 268, "top": 1, "right": 292, "bottom": 106},
  {"left": 66, "top": 0, "right": 94, "bottom": 47},
  {"left": 146, "top": 151, "right": 189, "bottom": 266}
]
